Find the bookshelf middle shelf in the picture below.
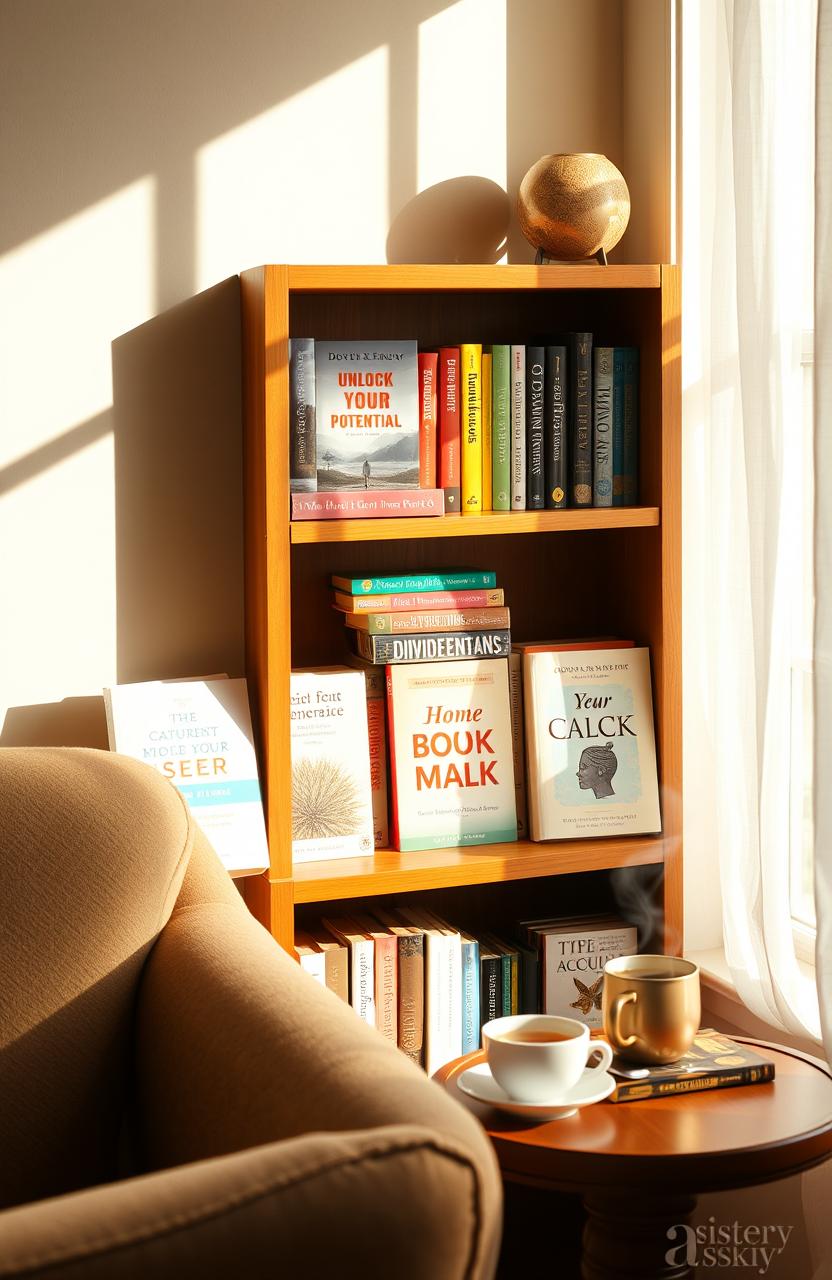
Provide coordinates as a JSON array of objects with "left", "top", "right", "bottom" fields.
[{"left": 289, "top": 507, "right": 661, "bottom": 545}]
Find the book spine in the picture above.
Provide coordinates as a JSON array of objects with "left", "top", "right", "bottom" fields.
[
  {"left": 334, "top": 588, "right": 505, "bottom": 614},
  {"left": 385, "top": 669, "right": 401, "bottom": 850},
  {"left": 423, "top": 933, "right": 444, "bottom": 1077},
  {"left": 325, "top": 948, "right": 349, "bottom": 1003},
  {"left": 481, "top": 352, "right": 493, "bottom": 511},
  {"left": 398, "top": 934, "right": 425, "bottom": 1066},
  {"left": 622, "top": 348, "right": 639, "bottom": 504},
  {"left": 526, "top": 346, "right": 545, "bottom": 510},
  {"left": 418, "top": 351, "right": 438, "bottom": 488},
  {"left": 365, "top": 696, "right": 388, "bottom": 848},
  {"left": 519, "top": 947, "right": 539, "bottom": 1014},
  {"left": 509, "top": 952, "right": 519, "bottom": 1015},
  {"left": 375, "top": 935, "right": 398, "bottom": 1044},
  {"left": 481, "top": 956, "right": 502, "bottom": 1031},
  {"left": 545, "top": 345, "right": 568, "bottom": 508},
  {"left": 291, "top": 489, "right": 443, "bottom": 520},
  {"left": 447, "top": 933, "right": 463, "bottom": 1066},
  {"left": 460, "top": 343, "right": 483, "bottom": 515},
  {"left": 592, "top": 347, "right": 614, "bottom": 507},
  {"left": 611, "top": 1063, "right": 776, "bottom": 1103},
  {"left": 522, "top": 655, "right": 542, "bottom": 841},
  {"left": 348, "top": 606, "right": 510, "bottom": 635},
  {"left": 297, "top": 950, "right": 326, "bottom": 985},
  {"left": 461, "top": 938, "right": 481, "bottom": 1055},
  {"left": 335, "top": 571, "right": 497, "bottom": 596},
  {"left": 289, "top": 338, "right": 317, "bottom": 493},
  {"left": 491, "top": 345, "right": 511, "bottom": 510},
  {"left": 438, "top": 347, "right": 461, "bottom": 515},
  {"left": 354, "top": 629, "right": 512, "bottom": 665},
  {"left": 569, "top": 332, "right": 593, "bottom": 506},
  {"left": 508, "top": 650, "right": 528, "bottom": 839},
  {"left": 500, "top": 953, "right": 512, "bottom": 1016},
  {"left": 511, "top": 345, "right": 526, "bottom": 509},
  {"left": 612, "top": 348, "right": 627, "bottom": 506},
  {"left": 352, "top": 939, "right": 376, "bottom": 1027}
]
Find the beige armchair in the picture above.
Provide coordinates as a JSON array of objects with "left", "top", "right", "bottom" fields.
[{"left": 0, "top": 748, "right": 501, "bottom": 1278}]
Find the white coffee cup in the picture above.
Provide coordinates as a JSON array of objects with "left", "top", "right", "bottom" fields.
[{"left": 481, "top": 1014, "right": 614, "bottom": 1103}]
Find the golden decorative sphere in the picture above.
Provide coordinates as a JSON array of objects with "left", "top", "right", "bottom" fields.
[{"left": 517, "top": 153, "right": 631, "bottom": 261}]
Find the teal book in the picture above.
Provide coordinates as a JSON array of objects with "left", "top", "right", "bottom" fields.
[
  {"left": 593, "top": 347, "right": 614, "bottom": 507},
  {"left": 332, "top": 570, "right": 497, "bottom": 596},
  {"left": 612, "top": 348, "right": 628, "bottom": 506},
  {"left": 460, "top": 932, "right": 481, "bottom": 1054},
  {"left": 490, "top": 345, "right": 511, "bottom": 511}
]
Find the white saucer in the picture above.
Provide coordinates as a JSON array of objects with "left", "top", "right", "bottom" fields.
[{"left": 457, "top": 1062, "right": 616, "bottom": 1121}]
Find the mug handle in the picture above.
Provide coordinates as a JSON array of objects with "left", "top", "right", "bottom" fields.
[
  {"left": 609, "top": 991, "right": 640, "bottom": 1048},
  {"left": 586, "top": 1039, "right": 614, "bottom": 1075}
]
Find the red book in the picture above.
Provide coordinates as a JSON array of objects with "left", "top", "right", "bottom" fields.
[
  {"left": 438, "top": 347, "right": 461, "bottom": 515},
  {"left": 291, "top": 489, "right": 444, "bottom": 520},
  {"left": 418, "top": 352, "right": 438, "bottom": 488}
]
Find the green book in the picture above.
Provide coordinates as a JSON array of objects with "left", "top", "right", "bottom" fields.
[
  {"left": 331, "top": 570, "right": 497, "bottom": 596},
  {"left": 490, "top": 345, "right": 511, "bottom": 510}
]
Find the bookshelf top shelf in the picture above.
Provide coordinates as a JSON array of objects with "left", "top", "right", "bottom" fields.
[
  {"left": 290, "top": 506, "right": 660, "bottom": 545},
  {"left": 280, "top": 264, "right": 663, "bottom": 294}
]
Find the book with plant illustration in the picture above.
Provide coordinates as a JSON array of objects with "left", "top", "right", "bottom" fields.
[{"left": 289, "top": 667, "right": 375, "bottom": 864}]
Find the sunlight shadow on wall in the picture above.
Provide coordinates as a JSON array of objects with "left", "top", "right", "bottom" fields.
[{"left": 386, "top": 177, "right": 509, "bottom": 263}]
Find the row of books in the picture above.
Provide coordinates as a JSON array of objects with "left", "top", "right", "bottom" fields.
[
  {"left": 289, "top": 568, "right": 661, "bottom": 863},
  {"left": 288, "top": 339, "right": 639, "bottom": 520}
]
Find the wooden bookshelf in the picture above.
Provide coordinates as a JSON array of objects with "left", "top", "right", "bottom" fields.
[{"left": 240, "top": 264, "right": 681, "bottom": 955}]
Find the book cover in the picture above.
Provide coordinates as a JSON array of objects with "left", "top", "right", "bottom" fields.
[
  {"left": 386, "top": 657, "right": 517, "bottom": 851},
  {"left": 344, "top": 606, "right": 510, "bottom": 635},
  {"left": 291, "top": 489, "right": 443, "bottom": 520},
  {"left": 612, "top": 347, "right": 627, "bottom": 506},
  {"left": 523, "top": 646, "right": 661, "bottom": 840},
  {"left": 321, "top": 916, "right": 376, "bottom": 1026},
  {"left": 610, "top": 1029, "right": 776, "bottom": 1102},
  {"left": 438, "top": 347, "right": 461, "bottom": 515},
  {"left": 508, "top": 650, "right": 528, "bottom": 838},
  {"left": 418, "top": 351, "right": 438, "bottom": 489},
  {"left": 490, "top": 345, "right": 511, "bottom": 511},
  {"left": 479, "top": 942, "right": 503, "bottom": 1031},
  {"left": 354, "top": 913, "right": 397, "bottom": 1044},
  {"left": 293, "top": 930, "right": 327, "bottom": 985},
  {"left": 289, "top": 668, "right": 375, "bottom": 863},
  {"left": 525, "top": 915, "right": 638, "bottom": 1029},
  {"left": 526, "top": 346, "right": 545, "bottom": 510},
  {"left": 315, "top": 340, "right": 419, "bottom": 491},
  {"left": 460, "top": 931, "right": 481, "bottom": 1054},
  {"left": 304, "top": 921, "right": 349, "bottom": 1002},
  {"left": 592, "top": 346, "right": 614, "bottom": 507},
  {"left": 621, "top": 347, "right": 639, "bottom": 505},
  {"left": 568, "top": 332, "right": 593, "bottom": 506},
  {"left": 331, "top": 570, "right": 497, "bottom": 596},
  {"left": 396, "top": 906, "right": 462, "bottom": 1075},
  {"left": 544, "top": 344, "right": 568, "bottom": 509},
  {"left": 511, "top": 344, "right": 526, "bottom": 510},
  {"left": 333, "top": 587, "right": 504, "bottom": 614},
  {"left": 460, "top": 343, "right": 483, "bottom": 515},
  {"left": 289, "top": 338, "right": 316, "bottom": 493},
  {"left": 354, "top": 628, "right": 511, "bottom": 665},
  {"left": 374, "top": 908, "right": 425, "bottom": 1065},
  {"left": 102, "top": 677, "right": 268, "bottom": 877},
  {"left": 482, "top": 351, "right": 493, "bottom": 511}
]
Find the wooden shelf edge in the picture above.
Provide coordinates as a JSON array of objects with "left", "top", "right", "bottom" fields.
[
  {"left": 290, "top": 506, "right": 660, "bottom": 545},
  {"left": 283, "top": 264, "right": 663, "bottom": 293},
  {"left": 289, "top": 837, "right": 665, "bottom": 904}
]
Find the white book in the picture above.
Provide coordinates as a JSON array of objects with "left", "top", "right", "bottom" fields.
[
  {"left": 102, "top": 676, "right": 268, "bottom": 876},
  {"left": 397, "top": 906, "right": 461, "bottom": 1075},
  {"left": 290, "top": 667, "right": 375, "bottom": 864},
  {"left": 322, "top": 917, "right": 376, "bottom": 1027},
  {"left": 294, "top": 935, "right": 327, "bottom": 987},
  {"left": 511, "top": 344, "right": 526, "bottom": 510}
]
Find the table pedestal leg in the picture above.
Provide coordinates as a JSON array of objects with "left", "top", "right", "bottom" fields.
[{"left": 582, "top": 1192, "right": 698, "bottom": 1280}]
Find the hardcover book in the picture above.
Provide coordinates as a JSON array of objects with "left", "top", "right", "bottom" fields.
[
  {"left": 321, "top": 917, "right": 376, "bottom": 1026},
  {"left": 291, "top": 489, "right": 443, "bottom": 520},
  {"left": 103, "top": 677, "right": 268, "bottom": 877},
  {"left": 592, "top": 346, "right": 614, "bottom": 506},
  {"left": 490, "top": 345, "right": 511, "bottom": 511},
  {"left": 354, "top": 628, "right": 511, "bottom": 665},
  {"left": 508, "top": 650, "right": 528, "bottom": 839},
  {"left": 343, "top": 606, "right": 510, "bottom": 635},
  {"left": 396, "top": 906, "right": 462, "bottom": 1076},
  {"left": 544, "top": 344, "right": 568, "bottom": 508},
  {"left": 511, "top": 344, "right": 526, "bottom": 510},
  {"left": 479, "top": 941, "right": 503, "bottom": 1029},
  {"left": 482, "top": 351, "right": 493, "bottom": 511},
  {"left": 374, "top": 908, "right": 426, "bottom": 1066},
  {"left": 333, "top": 587, "right": 504, "bottom": 614},
  {"left": 418, "top": 351, "right": 438, "bottom": 488},
  {"left": 293, "top": 930, "right": 326, "bottom": 986},
  {"left": 460, "top": 931, "right": 481, "bottom": 1054},
  {"left": 523, "top": 914, "right": 638, "bottom": 1029},
  {"left": 523, "top": 646, "right": 661, "bottom": 840},
  {"left": 526, "top": 346, "right": 545, "bottom": 510},
  {"left": 610, "top": 1029, "right": 776, "bottom": 1102},
  {"left": 301, "top": 922, "right": 349, "bottom": 1003},
  {"left": 315, "top": 340, "right": 419, "bottom": 491},
  {"left": 354, "top": 913, "right": 397, "bottom": 1044},
  {"left": 289, "top": 667, "right": 375, "bottom": 863},
  {"left": 386, "top": 657, "right": 517, "bottom": 851},
  {"left": 331, "top": 570, "right": 497, "bottom": 596},
  {"left": 438, "top": 347, "right": 461, "bottom": 515},
  {"left": 460, "top": 343, "right": 483, "bottom": 514},
  {"left": 289, "top": 338, "right": 316, "bottom": 493},
  {"left": 568, "top": 331, "right": 593, "bottom": 506}
]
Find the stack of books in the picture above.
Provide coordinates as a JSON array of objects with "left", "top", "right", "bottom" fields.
[{"left": 289, "top": 338, "right": 640, "bottom": 519}]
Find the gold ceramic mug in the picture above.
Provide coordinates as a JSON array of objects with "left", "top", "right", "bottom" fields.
[{"left": 602, "top": 955, "right": 701, "bottom": 1064}]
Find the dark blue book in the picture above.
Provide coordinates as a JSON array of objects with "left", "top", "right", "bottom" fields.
[
  {"left": 568, "top": 332, "right": 593, "bottom": 506},
  {"left": 525, "top": 346, "right": 545, "bottom": 509},
  {"left": 621, "top": 348, "right": 640, "bottom": 505},
  {"left": 544, "top": 344, "right": 568, "bottom": 508}
]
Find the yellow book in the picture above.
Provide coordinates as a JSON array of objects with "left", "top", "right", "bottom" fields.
[
  {"left": 481, "top": 352, "right": 492, "bottom": 511},
  {"left": 460, "top": 343, "right": 482, "bottom": 515}
]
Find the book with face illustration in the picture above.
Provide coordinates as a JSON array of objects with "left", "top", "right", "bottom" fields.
[{"left": 522, "top": 645, "right": 661, "bottom": 841}]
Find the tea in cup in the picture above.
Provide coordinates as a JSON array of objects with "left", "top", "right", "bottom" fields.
[{"left": 481, "top": 1014, "right": 613, "bottom": 1103}]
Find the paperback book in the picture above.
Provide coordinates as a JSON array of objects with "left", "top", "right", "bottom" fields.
[
  {"left": 343, "top": 606, "right": 510, "bottom": 635},
  {"left": 438, "top": 347, "right": 461, "bottom": 515},
  {"left": 333, "top": 587, "right": 504, "bottom": 614},
  {"left": 523, "top": 914, "right": 638, "bottom": 1030},
  {"left": 289, "top": 338, "right": 316, "bottom": 492},
  {"left": 332, "top": 570, "right": 497, "bottom": 596}
]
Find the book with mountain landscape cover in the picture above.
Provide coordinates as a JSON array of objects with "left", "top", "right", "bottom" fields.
[
  {"left": 386, "top": 657, "right": 517, "bottom": 850},
  {"left": 522, "top": 915, "right": 638, "bottom": 1030},
  {"left": 526, "top": 346, "right": 545, "bottom": 509},
  {"left": 418, "top": 351, "right": 438, "bottom": 488},
  {"left": 333, "top": 587, "right": 504, "bottom": 614},
  {"left": 490, "top": 345, "right": 511, "bottom": 511},
  {"left": 291, "top": 489, "right": 443, "bottom": 520},
  {"left": 523, "top": 646, "right": 661, "bottom": 840},
  {"left": 511, "top": 344, "right": 526, "bottom": 510},
  {"left": 568, "top": 332, "right": 593, "bottom": 506},
  {"left": 343, "top": 605, "right": 510, "bottom": 635},
  {"left": 460, "top": 344, "right": 483, "bottom": 514},
  {"left": 289, "top": 667, "right": 374, "bottom": 863},
  {"left": 332, "top": 570, "right": 497, "bottom": 596},
  {"left": 354, "top": 628, "right": 511, "bottom": 665},
  {"left": 610, "top": 1030, "right": 776, "bottom": 1102},
  {"left": 315, "top": 341, "right": 419, "bottom": 491},
  {"left": 593, "top": 346, "right": 614, "bottom": 507},
  {"left": 103, "top": 677, "right": 268, "bottom": 877},
  {"left": 545, "top": 344, "right": 568, "bottom": 508},
  {"left": 289, "top": 338, "right": 316, "bottom": 492},
  {"left": 438, "top": 347, "right": 461, "bottom": 515}
]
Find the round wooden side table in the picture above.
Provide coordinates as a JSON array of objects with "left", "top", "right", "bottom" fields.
[{"left": 435, "top": 1039, "right": 832, "bottom": 1280}]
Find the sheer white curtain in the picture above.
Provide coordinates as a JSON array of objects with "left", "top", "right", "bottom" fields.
[{"left": 682, "top": 0, "right": 821, "bottom": 1040}]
